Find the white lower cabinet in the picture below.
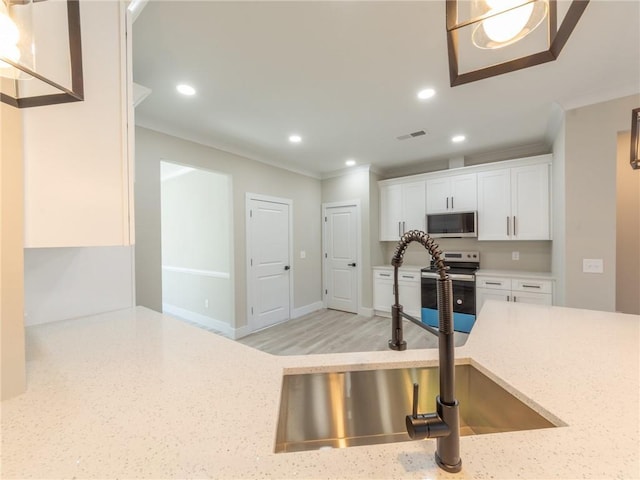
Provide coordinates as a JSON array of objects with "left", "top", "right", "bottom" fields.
[
  {"left": 373, "top": 268, "right": 421, "bottom": 317},
  {"left": 476, "top": 274, "right": 553, "bottom": 314}
]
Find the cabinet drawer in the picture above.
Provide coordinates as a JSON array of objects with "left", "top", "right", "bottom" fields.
[
  {"left": 512, "top": 279, "right": 553, "bottom": 294},
  {"left": 476, "top": 276, "right": 511, "bottom": 290},
  {"left": 374, "top": 269, "right": 420, "bottom": 282},
  {"left": 398, "top": 272, "right": 419, "bottom": 282},
  {"left": 374, "top": 270, "right": 394, "bottom": 280}
]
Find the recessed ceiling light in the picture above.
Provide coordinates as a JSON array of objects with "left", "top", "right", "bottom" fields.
[
  {"left": 345, "top": 159, "right": 356, "bottom": 167},
  {"left": 176, "top": 84, "right": 196, "bottom": 96},
  {"left": 289, "top": 135, "right": 302, "bottom": 143},
  {"left": 417, "top": 88, "right": 436, "bottom": 100},
  {"left": 452, "top": 135, "right": 466, "bottom": 143}
]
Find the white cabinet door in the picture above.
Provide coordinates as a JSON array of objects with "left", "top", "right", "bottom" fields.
[
  {"left": 450, "top": 173, "right": 477, "bottom": 212},
  {"left": 477, "top": 169, "right": 511, "bottom": 240},
  {"left": 476, "top": 288, "right": 510, "bottom": 314},
  {"left": 478, "top": 164, "right": 550, "bottom": 241},
  {"left": 23, "top": 2, "right": 133, "bottom": 247},
  {"left": 401, "top": 181, "right": 426, "bottom": 232},
  {"left": 511, "top": 164, "right": 550, "bottom": 240},
  {"left": 426, "top": 174, "right": 476, "bottom": 213},
  {"left": 426, "top": 177, "right": 450, "bottom": 213},
  {"left": 380, "top": 184, "right": 403, "bottom": 241},
  {"left": 380, "top": 181, "right": 425, "bottom": 240},
  {"left": 512, "top": 291, "right": 553, "bottom": 305},
  {"left": 398, "top": 271, "right": 421, "bottom": 317},
  {"left": 373, "top": 271, "right": 394, "bottom": 313}
]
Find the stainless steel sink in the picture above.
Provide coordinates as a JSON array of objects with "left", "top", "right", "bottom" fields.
[{"left": 275, "top": 364, "right": 560, "bottom": 453}]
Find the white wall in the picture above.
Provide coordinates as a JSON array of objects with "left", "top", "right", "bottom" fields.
[
  {"left": 23, "top": 247, "right": 134, "bottom": 326},
  {"left": 563, "top": 94, "right": 640, "bottom": 311},
  {"left": 135, "top": 127, "right": 322, "bottom": 331}
]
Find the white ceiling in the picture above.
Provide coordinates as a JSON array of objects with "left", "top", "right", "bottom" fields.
[{"left": 132, "top": 1, "right": 640, "bottom": 178}]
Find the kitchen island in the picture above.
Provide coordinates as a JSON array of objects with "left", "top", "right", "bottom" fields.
[{"left": 1, "top": 302, "right": 638, "bottom": 479}]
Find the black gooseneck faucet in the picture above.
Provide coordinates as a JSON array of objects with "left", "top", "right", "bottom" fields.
[{"left": 388, "top": 230, "right": 462, "bottom": 474}]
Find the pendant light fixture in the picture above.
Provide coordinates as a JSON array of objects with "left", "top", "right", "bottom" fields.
[
  {"left": 0, "top": 0, "right": 83, "bottom": 108},
  {"left": 446, "top": 0, "right": 589, "bottom": 87},
  {"left": 471, "top": 0, "right": 548, "bottom": 49}
]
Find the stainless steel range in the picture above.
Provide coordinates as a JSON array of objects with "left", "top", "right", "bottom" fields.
[{"left": 421, "top": 251, "right": 480, "bottom": 333}]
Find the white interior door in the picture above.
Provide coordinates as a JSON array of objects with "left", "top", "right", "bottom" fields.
[
  {"left": 324, "top": 204, "right": 358, "bottom": 313},
  {"left": 248, "top": 197, "right": 291, "bottom": 331}
]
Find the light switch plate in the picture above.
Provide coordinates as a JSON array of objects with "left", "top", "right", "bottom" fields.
[
  {"left": 583, "top": 258, "right": 604, "bottom": 273},
  {"left": 300, "top": 250, "right": 306, "bottom": 259}
]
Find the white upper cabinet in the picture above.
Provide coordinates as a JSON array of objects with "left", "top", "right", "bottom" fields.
[
  {"left": 478, "top": 162, "right": 550, "bottom": 241},
  {"left": 511, "top": 164, "right": 550, "bottom": 240},
  {"left": 379, "top": 180, "right": 425, "bottom": 241},
  {"left": 426, "top": 173, "right": 477, "bottom": 213},
  {"left": 22, "top": 2, "right": 133, "bottom": 247}
]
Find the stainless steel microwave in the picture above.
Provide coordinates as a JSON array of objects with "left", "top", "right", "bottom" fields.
[{"left": 426, "top": 211, "right": 477, "bottom": 238}]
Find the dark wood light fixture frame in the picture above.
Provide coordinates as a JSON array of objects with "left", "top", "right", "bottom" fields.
[
  {"left": 446, "top": 0, "right": 589, "bottom": 87},
  {"left": 0, "top": 0, "right": 83, "bottom": 108},
  {"left": 631, "top": 108, "right": 640, "bottom": 170}
]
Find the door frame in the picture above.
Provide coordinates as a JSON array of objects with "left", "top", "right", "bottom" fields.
[
  {"left": 245, "top": 193, "right": 294, "bottom": 332},
  {"left": 322, "top": 200, "right": 362, "bottom": 314}
]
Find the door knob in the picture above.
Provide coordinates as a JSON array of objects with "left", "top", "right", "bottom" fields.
[
  {"left": 284, "top": 265, "right": 290, "bottom": 271},
  {"left": 348, "top": 262, "right": 357, "bottom": 267}
]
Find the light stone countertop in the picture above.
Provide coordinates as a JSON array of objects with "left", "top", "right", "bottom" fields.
[{"left": 1, "top": 302, "right": 638, "bottom": 479}]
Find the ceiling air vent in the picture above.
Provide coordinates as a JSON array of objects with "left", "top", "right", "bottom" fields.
[{"left": 397, "top": 130, "right": 428, "bottom": 141}]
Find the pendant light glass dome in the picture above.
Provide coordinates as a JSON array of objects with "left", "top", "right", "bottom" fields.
[{"left": 472, "top": 0, "right": 548, "bottom": 49}]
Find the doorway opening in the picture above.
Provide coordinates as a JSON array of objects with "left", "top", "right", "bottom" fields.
[{"left": 160, "top": 161, "right": 234, "bottom": 332}]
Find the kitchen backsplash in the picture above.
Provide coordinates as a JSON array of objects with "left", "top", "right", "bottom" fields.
[{"left": 382, "top": 238, "right": 551, "bottom": 272}]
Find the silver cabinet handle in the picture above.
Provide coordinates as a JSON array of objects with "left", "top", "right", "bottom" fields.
[
  {"left": 446, "top": 197, "right": 449, "bottom": 209},
  {"left": 451, "top": 196, "right": 454, "bottom": 209},
  {"left": 507, "top": 295, "right": 510, "bottom": 301},
  {"left": 507, "top": 216, "right": 510, "bottom": 236},
  {"left": 398, "top": 221, "right": 401, "bottom": 237},
  {"left": 513, "top": 216, "right": 517, "bottom": 236},
  {"left": 402, "top": 221, "right": 406, "bottom": 234},
  {"left": 379, "top": 273, "right": 391, "bottom": 277},
  {"left": 513, "top": 296, "right": 517, "bottom": 302},
  {"left": 401, "top": 275, "right": 414, "bottom": 279},
  {"left": 485, "top": 281, "right": 502, "bottom": 286},
  {"left": 522, "top": 284, "right": 541, "bottom": 289}
]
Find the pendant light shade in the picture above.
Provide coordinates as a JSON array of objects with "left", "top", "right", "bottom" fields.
[
  {"left": 446, "top": 0, "right": 589, "bottom": 87},
  {"left": 472, "top": 0, "right": 548, "bottom": 49},
  {"left": 0, "top": 0, "right": 83, "bottom": 108}
]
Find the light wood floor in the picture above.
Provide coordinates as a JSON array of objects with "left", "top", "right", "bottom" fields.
[{"left": 235, "top": 309, "right": 469, "bottom": 356}]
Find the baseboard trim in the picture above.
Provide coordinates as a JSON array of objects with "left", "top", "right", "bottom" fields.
[
  {"left": 292, "top": 301, "right": 324, "bottom": 319},
  {"left": 359, "top": 307, "right": 374, "bottom": 317},
  {"left": 163, "top": 303, "right": 235, "bottom": 338}
]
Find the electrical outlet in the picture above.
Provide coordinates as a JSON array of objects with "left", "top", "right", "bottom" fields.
[
  {"left": 300, "top": 250, "right": 306, "bottom": 259},
  {"left": 204, "top": 299, "right": 209, "bottom": 308},
  {"left": 512, "top": 251, "right": 520, "bottom": 261},
  {"left": 582, "top": 259, "right": 604, "bottom": 274}
]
